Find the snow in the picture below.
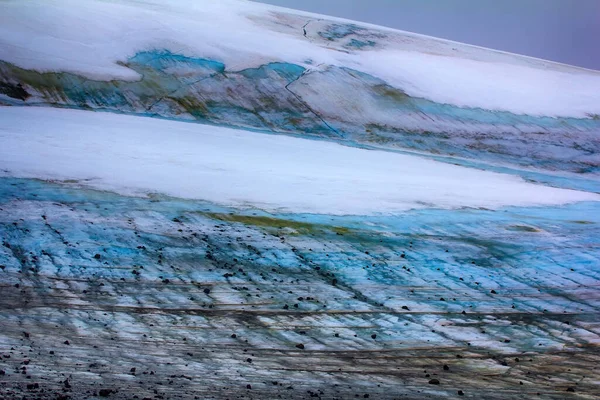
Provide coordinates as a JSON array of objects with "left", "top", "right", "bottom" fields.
[
  {"left": 0, "top": 107, "right": 597, "bottom": 215},
  {"left": 1, "top": 0, "right": 599, "bottom": 118}
]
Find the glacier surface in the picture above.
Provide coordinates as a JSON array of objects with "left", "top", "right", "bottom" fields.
[{"left": 0, "top": 0, "right": 599, "bottom": 399}]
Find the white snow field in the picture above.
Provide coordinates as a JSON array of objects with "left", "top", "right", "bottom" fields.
[
  {"left": 0, "top": 107, "right": 597, "bottom": 215},
  {"left": 1, "top": 0, "right": 599, "bottom": 118}
]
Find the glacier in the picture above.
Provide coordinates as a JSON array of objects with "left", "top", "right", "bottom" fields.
[{"left": 0, "top": 0, "right": 599, "bottom": 399}]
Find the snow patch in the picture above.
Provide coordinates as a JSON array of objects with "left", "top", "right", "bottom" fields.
[{"left": 0, "top": 107, "right": 597, "bottom": 215}]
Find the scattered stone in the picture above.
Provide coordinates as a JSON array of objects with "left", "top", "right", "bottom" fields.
[
  {"left": 94, "top": 254, "right": 101, "bottom": 260},
  {"left": 204, "top": 288, "right": 211, "bottom": 294},
  {"left": 428, "top": 379, "right": 440, "bottom": 385},
  {"left": 567, "top": 387, "right": 575, "bottom": 392},
  {"left": 443, "top": 365, "right": 449, "bottom": 371},
  {"left": 402, "top": 306, "right": 409, "bottom": 310},
  {"left": 296, "top": 343, "right": 305, "bottom": 350},
  {"left": 491, "top": 290, "right": 498, "bottom": 294},
  {"left": 458, "top": 390, "right": 464, "bottom": 396},
  {"left": 371, "top": 334, "right": 377, "bottom": 339},
  {"left": 64, "top": 340, "right": 70, "bottom": 345},
  {"left": 231, "top": 334, "right": 237, "bottom": 339},
  {"left": 99, "top": 388, "right": 113, "bottom": 397}
]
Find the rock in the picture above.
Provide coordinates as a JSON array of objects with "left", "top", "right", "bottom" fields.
[
  {"left": 443, "top": 364, "right": 449, "bottom": 371},
  {"left": 371, "top": 334, "right": 377, "bottom": 339},
  {"left": 203, "top": 288, "right": 211, "bottom": 294},
  {"left": 295, "top": 343, "right": 305, "bottom": 350},
  {"left": 99, "top": 388, "right": 113, "bottom": 397},
  {"left": 94, "top": 254, "right": 101, "bottom": 260},
  {"left": 567, "top": 387, "right": 575, "bottom": 392},
  {"left": 428, "top": 379, "right": 440, "bottom": 385},
  {"left": 458, "top": 390, "right": 464, "bottom": 396}
]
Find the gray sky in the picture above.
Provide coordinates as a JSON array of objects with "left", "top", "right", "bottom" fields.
[{"left": 253, "top": 0, "right": 600, "bottom": 71}]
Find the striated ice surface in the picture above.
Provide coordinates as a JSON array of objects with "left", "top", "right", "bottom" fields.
[{"left": 0, "top": 178, "right": 599, "bottom": 398}]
